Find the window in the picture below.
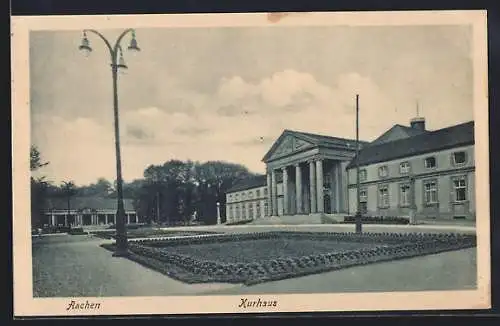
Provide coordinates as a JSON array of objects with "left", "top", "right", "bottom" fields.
[
  {"left": 264, "top": 201, "right": 269, "bottom": 216},
  {"left": 256, "top": 202, "right": 261, "bottom": 217},
  {"left": 453, "top": 176, "right": 467, "bottom": 202},
  {"left": 264, "top": 188, "right": 268, "bottom": 196},
  {"left": 359, "top": 188, "right": 368, "bottom": 214},
  {"left": 248, "top": 202, "right": 254, "bottom": 219},
  {"left": 235, "top": 194, "right": 240, "bottom": 201},
  {"left": 235, "top": 204, "right": 240, "bottom": 219},
  {"left": 359, "top": 189, "right": 368, "bottom": 203},
  {"left": 400, "top": 162, "right": 410, "bottom": 174},
  {"left": 248, "top": 191, "right": 253, "bottom": 199},
  {"left": 378, "top": 185, "right": 389, "bottom": 208},
  {"left": 378, "top": 166, "right": 389, "bottom": 178},
  {"left": 324, "top": 173, "right": 332, "bottom": 188},
  {"left": 399, "top": 184, "right": 411, "bottom": 207},
  {"left": 424, "top": 157, "right": 437, "bottom": 169},
  {"left": 424, "top": 180, "right": 438, "bottom": 204},
  {"left": 453, "top": 152, "right": 467, "bottom": 165},
  {"left": 241, "top": 204, "right": 246, "bottom": 219},
  {"left": 241, "top": 193, "right": 246, "bottom": 200},
  {"left": 256, "top": 189, "right": 261, "bottom": 197},
  {"left": 228, "top": 206, "right": 233, "bottom": 219},
  {"left": 358, "top": 169, "right": 367, "bottom": 182}
]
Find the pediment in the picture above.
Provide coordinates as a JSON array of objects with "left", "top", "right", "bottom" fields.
[{"left": 265, "top": 134, "right": 314, "bottom": 161}]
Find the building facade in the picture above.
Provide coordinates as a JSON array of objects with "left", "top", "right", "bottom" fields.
[
  {"left": 225, "top": 175, "right": 268, "bottom": 224},
  {"left": 42, "top": 196, "right": 139, "bottom": 227},
  {"left": 225, "top": 130, "right": 368, "bottom": 223},
  {"left": 225, "top": 118, "right": 476, "bottom": 223},
  {"left": 346, "top": 120, "right": 475, "bottom": 221}
]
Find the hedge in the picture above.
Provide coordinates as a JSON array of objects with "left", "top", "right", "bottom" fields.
[
  {"left": 225, "top": 219, "right": 254, "bottom": 226},
  {"left": 343, "top": 215, "right": 409, "bottom": 225}
]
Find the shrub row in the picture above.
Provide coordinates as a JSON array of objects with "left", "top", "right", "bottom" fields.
[
  {"left": 343, "top": 216, "right": 409, "bottom": 225},
  {"left": 225, "top": 219, "right": 254, "bottom": 226},
  {"left": 111, "top": 231, "right": 476, "bottom": 285},
  {"left": 36, "top": 226, "right": 72, "bottom": 234},
  {"left": 138, "top": 230, "right": 476, "bottom": 248},
  {"left": 94, "top": 230, "right": 221, "bottom": 240},
  {"left": 68, "top": 227, "right": 87, "bottom": 235}
]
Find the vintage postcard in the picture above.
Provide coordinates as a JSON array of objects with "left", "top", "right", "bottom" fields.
[{"left": 11, "top": 11, "right": 490, "bottom": 317}]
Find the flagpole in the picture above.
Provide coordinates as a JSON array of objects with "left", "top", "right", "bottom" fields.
[{"left": 355, "top": 94, "right": 363, "bottom": 233}]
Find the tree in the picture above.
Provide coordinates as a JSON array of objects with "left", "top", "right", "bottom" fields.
[
  {"left": 30, "top": 145, "right": 49, "bottom": 172},
  {"left": 30, "top": 145, "right": 50, "bottom": 228},
  {"left": 193, "top": 161, "right": 256, "bottom": 224},
  {"left": 78, "top": 177, "right": 113, "bottom": 197},
  {"left": 137, "top": 160, "right": 256, "bottom": 226},
  {"left": 61, "top": 181, "right": 77, "bottom": 226}
]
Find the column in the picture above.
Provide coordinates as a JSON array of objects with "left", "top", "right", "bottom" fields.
[
  {"left": 64, "top": 214, "right": 68, "bottom": 226},
  {"left": 266, "top": 172, "right": 272, "bottom": 216},
  {"left": 105, "top": 214, "right": 108, "bottom": 224},
  {"left": 271, "top": 169, "right": 278, "bottom": 216},
  {"left": 282, "top": 167, "right": 289, "bottom": 215},
  {"left": 309, "top": 160, "right": 317, "bottom": 213},
  {"left": 316, "top": 159, "right": 325, "bottom": 213},
  {"left": 51, "top": 214, "right": 56, "bottom": 226},
  {"left": 127, "top": 213, "right": 131, "bottom": 224},
  {"left": 335, "top": 162, "right": 341, "bottom": 213},
  {"left": 216, "top": 202, "right": 221, "bottom": 224},
  {"left": 135, "top": 214, "right": 139, "bottom": 223},
  {"left": 113, "top": 213, "right": 117, "bottom": 225},
  {"left": 295, "top": 163, "right": 303, "bottom": 214}
]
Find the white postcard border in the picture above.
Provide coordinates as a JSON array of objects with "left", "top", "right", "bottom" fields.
[{"left": 11, "top": 10, "right": 490, "bottom": 316}]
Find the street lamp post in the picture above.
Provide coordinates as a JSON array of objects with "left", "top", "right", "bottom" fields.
[
  {"left": 79, "top": 29, "right": 140, "bottom": 257},
  {"left": 355, "top": 94, "right": 363, "bottom": 234}
]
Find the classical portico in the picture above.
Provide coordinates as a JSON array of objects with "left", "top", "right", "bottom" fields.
[{"left": 262, "top": 129, "right": 363, "bottom": 219}]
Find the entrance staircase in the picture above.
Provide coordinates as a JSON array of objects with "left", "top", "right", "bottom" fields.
[{"left": 250, "top": 213, "right": 346, "bottom": 225}]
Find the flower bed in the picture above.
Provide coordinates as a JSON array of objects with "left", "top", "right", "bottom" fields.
[
  {"left": 343, "top": 215, "right": 409, "bottom": 225},
  {"left": 100, "top": 231, "right": 476, "bottom": 285},
  {"left": 92, "top": 229, "right": 221, "bottom": 240}
]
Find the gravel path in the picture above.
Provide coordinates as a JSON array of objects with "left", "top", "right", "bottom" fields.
[{"left": 32, "top": 235, "right": 239, "bottom": 297}]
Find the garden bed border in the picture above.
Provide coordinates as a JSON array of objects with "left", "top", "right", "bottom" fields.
[{"left": 101, "top": 231, "right": 476, "bottom": 286}]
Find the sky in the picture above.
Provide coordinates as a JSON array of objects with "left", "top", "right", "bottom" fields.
[{"left": 30, "top": 25, "right": 474, "bottom": 186}]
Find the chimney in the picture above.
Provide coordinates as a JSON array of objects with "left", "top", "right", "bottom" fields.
[{"left": 410, "top": 117, "right": 426, "bottom": 131}]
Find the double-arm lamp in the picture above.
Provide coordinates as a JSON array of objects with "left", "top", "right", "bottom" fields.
[{"left": 78, "top": 29, "right": 140, "bottom": 256}]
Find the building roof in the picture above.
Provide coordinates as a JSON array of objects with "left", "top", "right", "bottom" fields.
[
  {"left": 371, "top": 124, "right": 428, "bottom": 145},
  {"left": 44, "top": 196, "right": 136, "bottom": 211},
  {"left": 289, "top": 130, "right": 371, "bottom": 148},
  {"left": 346, "top": 121, "right": 474, "bottom": 169},
  {"left": 262, "top": 129, "right": 370, "bottom": 162},
  {"left": 226, "top": 174, "right": 267, "bottom": 193}
]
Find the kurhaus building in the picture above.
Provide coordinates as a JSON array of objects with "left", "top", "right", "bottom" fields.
[
  {"left": 346, "top": 119, "right": 475, "bottom": 221},
  {"left": 42, "top": 196, "right": 140, "bottom": 227},
  {"left": 225, "top": 116, "right": 476, "bottom": 224}
]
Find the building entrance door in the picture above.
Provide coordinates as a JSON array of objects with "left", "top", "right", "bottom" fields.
[{"left": 324, "top": 194, "right": 331, "bottom": 214}]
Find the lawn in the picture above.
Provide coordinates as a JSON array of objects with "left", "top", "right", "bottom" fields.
[
  {"left": 101, "top": 231, "right": 477, "bottom": 286},
  {"left": 168, "top": 238, "right": 378, "bottom": 264}
]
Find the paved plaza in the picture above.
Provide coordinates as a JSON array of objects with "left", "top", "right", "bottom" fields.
[{"left": 32, "top": 224, "right": 477, "bottom": 297}]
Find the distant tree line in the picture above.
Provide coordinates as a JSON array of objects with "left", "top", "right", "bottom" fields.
[{"left": 30, "top": 145, "right": 258, "bottom": 228}]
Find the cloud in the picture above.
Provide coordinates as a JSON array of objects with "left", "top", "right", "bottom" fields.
[{"left": 34, "top": 69, "right": 396, "bottom": 185}]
